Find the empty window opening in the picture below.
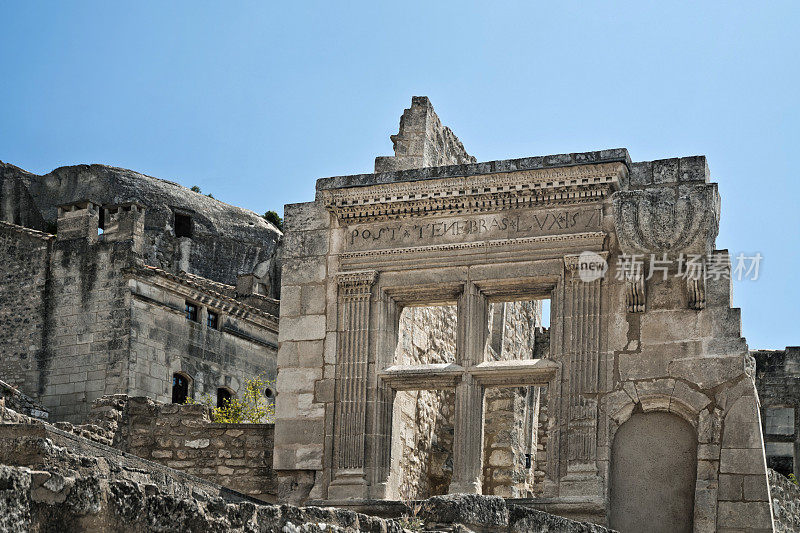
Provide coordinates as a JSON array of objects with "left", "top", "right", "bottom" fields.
[
  {"left": 207, "top": 310, "right": 219, "bottom": 329},
  {"left": 264, "top": 387, "right": 274, "bottom": 399},
  {"left": 486, "top": 299, "right": 549, "bottom": 362},
  {"left": 482, "top": 299, "right": 549, "bottom": 497},
  {"left": 185, "top": 302, "right": 198, "bottom": 322},
  {"left": 172, "top": 373, "right": 191, "bottom": 404},
  {"left": 175, "top": 213, "right": 192, "bottom": 238},
  {"left": 97, "top": 208, "right": 105, "bottom": 235},
  {"left": 217, "top": 387, "right": 233, "bottom": 408},
  {"left": 389, "top": 304, "right": 457, "bottom": 500}
]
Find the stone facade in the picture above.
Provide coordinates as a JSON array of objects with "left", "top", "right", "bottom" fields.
[
  {"left": 275, "top": 97, "right": 776, "bottom": 531},
  {"left": 0, "top": 96, "right": 794, "bottom": 531},
  {"left": 0, "top": 201, "right": 278, "bottom": 423}
]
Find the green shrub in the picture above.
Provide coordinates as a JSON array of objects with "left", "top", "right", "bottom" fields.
[{"left": 188, "top": 375, "right": 275, "bottom": 424}]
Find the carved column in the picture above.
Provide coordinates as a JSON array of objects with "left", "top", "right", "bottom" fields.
[
  {"left": 561, "top": 255, "right": 603, "bottom": 493},
  {"left": 449, "top": 282, "right": 488, "bottom": 494},
  {"left": 330, "top": 270, "right": 377, "bottom": 498}
]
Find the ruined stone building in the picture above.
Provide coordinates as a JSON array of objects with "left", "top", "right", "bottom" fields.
[
  {"left": 0, "top": 96, "right": 797, "bottom": 532},
  {"left": 0, "top": 164, "right": 282, "bottom": 422}
]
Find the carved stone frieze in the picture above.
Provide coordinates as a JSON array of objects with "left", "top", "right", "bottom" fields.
[
  {"left": 322, "top": 162, "right": 626, "bottom": 222},
  {"left": 612, "top": 184, "right": 720, "bottom": 255}
]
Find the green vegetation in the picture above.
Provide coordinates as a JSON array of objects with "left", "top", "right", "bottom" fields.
[
  {"left": 262, "top": 210, "right": 283, "bottom": 231},
  {"left": 188, "top": 375, "right": 275, "bottom": 424}
]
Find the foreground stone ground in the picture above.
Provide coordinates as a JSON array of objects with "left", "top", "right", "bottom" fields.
[
  {"left": 0, "top": 463, "right": 611, "bottom": 532},
  {"left": 0, "top": 400, "right": 611, "bottom": 532}
]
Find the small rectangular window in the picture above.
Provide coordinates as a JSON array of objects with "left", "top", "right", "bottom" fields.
[
  {"left": 207, "top": 311, "right": 219, "bottom": 329},
  {"left": 185, "top": 302, "right": 198, "bottom": 322},
  {"left": 175, "top": 213, "right": 192, "bottom": 238}
]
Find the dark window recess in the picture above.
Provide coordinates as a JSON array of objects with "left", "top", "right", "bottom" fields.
[
  {"left": 767, "top": 455, "right": 794, "bottom": 478},
  {"left": 525, "top": 453, "right": 532, "bottom": 469},
  {"left": 172, "top": 374, "right": 190, "bottom": 404},
  {"left": 185, "top": 302, "right": 198, "bottom": 322},
  {"left": 174, "top": 213, "right": 192, "bottom": 238},
  {"left": 207, "top": 311, "right": 219, "bottom": 329},
  {"left": 217, "top": 388, "right": 233, "bottom": 408},
  {"left": 264, "top": 387, "right": 274, "bottom": 399},
  {"left": 98, "top": 208, "right": 106, "bottom": 230}
]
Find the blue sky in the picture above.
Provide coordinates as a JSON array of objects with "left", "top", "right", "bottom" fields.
[{"left": 1, "top": 2, "right": 797, "bottom": 349}]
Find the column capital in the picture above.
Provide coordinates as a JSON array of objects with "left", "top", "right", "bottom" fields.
[{"left": 336, "top": 270, "right": 378, "bottom": 288}]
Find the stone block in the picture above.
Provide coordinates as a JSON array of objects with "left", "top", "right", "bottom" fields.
[
  {"left": 277, "top": 367, "right": 322, "bottom": 394},
  {"left": 284, "top": 230, "right": 330, "bottom": 258},
  {"left": 721, "top": 396, "right": 763, "bottom": 449},
  {"left": 717, "top": 501, "right": 773, "bottom": 529},
  {"left": 300, "top": 284, "right": 326, "bottom": 316},
  {"left": 281, "top": 256, "right": 327, "bottom": 285},
  {"left": 314, "top": 379, "right": 335, "bottom": 403},
  {"left": 652, "top": 158, "right": 679, "bottom": 184},
  {"left": 280, "top": 285, "right": 302, "bottom": 318},
  {"left": 297, "top": 340, "right": 324, "bottom": 367},
  {"left": 278, "top": 315, "right": 326, "bottom": 342},
  {"left": 679, "top": 156, "right": 709, "bottom": 183},
  {"left": 273, "top": 418, "right": 325, "bottom": 447},
  {"left": 669, "top": 355, "right": 746, "bottom": 390},
  {"left": 719, "top": 473, "right": 744, "bottom": 501},
  {"left": 629, "top": 161, "right": 653, "bottom": 186},
  {"left": 720, "top": 448, "right": 767, "bottom": 475},
  {"left": 284, "top": 201, "right": 329, "bottom": 232}
]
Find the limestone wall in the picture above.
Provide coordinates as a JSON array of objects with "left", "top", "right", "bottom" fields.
[
  {"left": 753, "top": 347, "right": 800, "bottom": 478},
  {"left": 0, "top": 223, "right": 51, "bottom": 394},
  {"left": 127, "top": 273, "right": 278, "bottom": 406},
  {"left": 40, "top": 228, "right": 136, "bottom": 422},
  {"left": 114, "top": 397, "right": 277, "bottom": 502}
]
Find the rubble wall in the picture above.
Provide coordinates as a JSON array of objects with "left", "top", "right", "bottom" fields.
[
  {"left": 0, "top": 223, "right": 51, "bottom": 394},
  {"left": 114, "top": 397, "right": 278, "bottom": 502}
]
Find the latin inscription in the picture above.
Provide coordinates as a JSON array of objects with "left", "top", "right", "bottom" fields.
[{"left": 345, "top": 207, "right": 603, "bottom": 251}]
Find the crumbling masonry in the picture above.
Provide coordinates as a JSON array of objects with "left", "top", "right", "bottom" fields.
[{"left": 0, "top": 96, "right": 796, "bottom": 532}]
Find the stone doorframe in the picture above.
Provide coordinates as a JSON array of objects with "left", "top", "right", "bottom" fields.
[{"left": 326, "top": 253, "right": 605, "bottom": 501}]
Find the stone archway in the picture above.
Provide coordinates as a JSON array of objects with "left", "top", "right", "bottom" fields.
[{"left": 609, "top": 411, "right": 697, "bottom": 533}]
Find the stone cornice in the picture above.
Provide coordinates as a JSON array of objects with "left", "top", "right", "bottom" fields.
[
  {"left": 321, "top": 162, "right": 626, "bottom": 223},
  {"left": 133, "top": 265, "right": 279, "bottom": 331}
]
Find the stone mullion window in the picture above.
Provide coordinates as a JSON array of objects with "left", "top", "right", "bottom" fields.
[{"left": 332, "top": 271, "right": 377, "bottom": 479}]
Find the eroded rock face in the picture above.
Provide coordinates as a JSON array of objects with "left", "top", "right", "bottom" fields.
[
  {"left": 0, "top": 161, "right": 282, "bottom": 287},
  {"left": 769, "top": 469, "right": 800, "bottom": 533}
]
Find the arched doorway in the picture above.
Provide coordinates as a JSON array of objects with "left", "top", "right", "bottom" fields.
[
  {"left": 172, "top": 373, "right": 191, "bottom": 404},
  {"left": 609, "top": 411, "right": 697, "bottom": 533}
]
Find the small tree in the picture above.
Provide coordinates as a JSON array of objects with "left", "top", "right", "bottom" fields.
[
  {"left": 190, "top": 185, "right": 202, "bottom": 193},
  {"left": 189, "top": 375, "right": 275, "bottom": 424},
  {"left": 262, "top": 210, "right": 283, "bottom": 231}
]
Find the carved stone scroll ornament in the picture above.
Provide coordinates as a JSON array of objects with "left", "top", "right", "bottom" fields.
[
  {"left": 612, "top": 184, "right": 720, "bottom": 256},
  {"left": 625, "top": 267, "right": 646, "bottom": 313}
]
